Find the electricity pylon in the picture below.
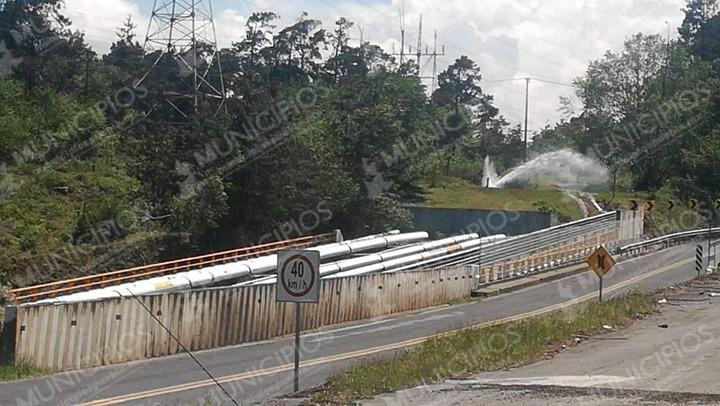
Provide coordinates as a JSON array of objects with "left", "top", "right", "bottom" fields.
[{"left": 137, "top": 0, "right": 226, "bottom": 117}]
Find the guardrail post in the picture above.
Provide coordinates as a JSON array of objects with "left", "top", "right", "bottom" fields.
[{"left": 1, "top": 306, "right": 17, "bottom": 364}]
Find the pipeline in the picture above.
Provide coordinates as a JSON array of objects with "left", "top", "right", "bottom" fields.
[
  {"left": 240, "top": 233, "right": 481, "bottom": 286},
  {"left": 26, "top": 231, "right": 429, "bottom": 305},
  {"left": 329, "top": 235, "right": 506, "bottom": 278}
]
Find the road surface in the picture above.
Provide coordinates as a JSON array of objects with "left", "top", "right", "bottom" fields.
[
  {"left": 0, "top": 244, "right": 702, "bottom": 406},
  {"left": 364, "top": 269, "right": 720, "bottom": 405}
]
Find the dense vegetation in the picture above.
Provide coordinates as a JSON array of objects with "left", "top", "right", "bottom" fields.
[
  {"left": 532, "top": 0, "right": 720, "bottom": 206},
  {"left": 0, "top": 2, "right": 524, "bottom": 288},
  {"left": 0, "top": 1, "right": 718, "bottom": 288}
]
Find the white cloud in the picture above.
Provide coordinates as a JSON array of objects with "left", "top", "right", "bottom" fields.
[
  {"left": 62, "top": 0, "right": 688, "bottom": 129},
  {"left": 214, "top": 9, "right": 248, "bottom": 47},
  {"left": 63, "top": 0, "right": 148, "bottom": 53}
]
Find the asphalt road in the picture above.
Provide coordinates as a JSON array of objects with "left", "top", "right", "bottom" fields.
[{"left": 0, "top": 244, "right": 703, "bottom": 406}]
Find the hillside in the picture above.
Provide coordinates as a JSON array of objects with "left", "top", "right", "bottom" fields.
[{"left": 420, "top": 177, "right": 583, "bottom": 221}]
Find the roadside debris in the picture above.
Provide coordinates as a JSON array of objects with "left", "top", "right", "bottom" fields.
[
  {"left": 658, "top": 324, "right": 669, "bottom": 328},
  {"left": 602, "top": 325, "right": 614, "bottom": 331},
  {"left": 658, "top": 298, "right": 668, "bottom": 304},
  {"left": 574, "top": 334, "right": 628, "bottom": 341}
]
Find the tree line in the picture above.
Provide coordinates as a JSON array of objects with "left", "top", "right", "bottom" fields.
[
  {"left": 0, "top": 2, "right": 522, "bottom": 287},
  {"left": 532, "top": 0, "right": 720, "bottom": 204},
  {"left": 0, "top": 1, "right": 718, "bottom": 287}
]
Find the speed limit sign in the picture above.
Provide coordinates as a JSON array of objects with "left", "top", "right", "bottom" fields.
[
  {"left": 276, "top": 250, "right": 320, "bottom": 303},
  {"left": 276, "top": 249, "right": 321, "bottom": 393}
]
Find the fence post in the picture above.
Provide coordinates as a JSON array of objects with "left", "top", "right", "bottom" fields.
[{"left": 1, "top": 306, "right": 18, "bottom": 364}]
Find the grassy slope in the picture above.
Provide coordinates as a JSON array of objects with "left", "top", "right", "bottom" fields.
[
  {"left": 0, "top": 361, "right": 47, "bottom": 382},
  {"left": 420, "top": 177, "right": 583, "bottom": 221},
  {"left": 312, "top": 291, "right": 654, "bottom": 403}
]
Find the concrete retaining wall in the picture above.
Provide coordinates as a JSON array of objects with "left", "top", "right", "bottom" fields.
[{"left": 406, "top": 206, "right": 557, "bottom": 237}]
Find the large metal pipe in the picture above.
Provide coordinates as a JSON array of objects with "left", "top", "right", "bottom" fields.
[
  {"left": 240, "top": 233, "right": 480, "bottom": 286},
  {"left": 327, "top": 235, "right": 507, "bottom": 278},
  {"left": 28, "top": 231, "right": 429, "bottom": 305}
]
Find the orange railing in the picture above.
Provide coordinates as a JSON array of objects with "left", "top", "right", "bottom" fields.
[{"left": 8, "top": 233, "right": 337, "bottom": 304}]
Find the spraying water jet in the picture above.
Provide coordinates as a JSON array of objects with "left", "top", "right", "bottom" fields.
[{"left": 482, "top": 149, "right": 609, "bottom": 191}]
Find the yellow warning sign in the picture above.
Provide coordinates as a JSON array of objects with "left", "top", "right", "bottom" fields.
[{"left": 587, "top": 246, "right": 616, "bottom": 278}]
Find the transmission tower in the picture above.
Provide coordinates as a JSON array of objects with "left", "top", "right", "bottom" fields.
[{"left": 137, "top": 0, "right": 226, "bottom": 117}]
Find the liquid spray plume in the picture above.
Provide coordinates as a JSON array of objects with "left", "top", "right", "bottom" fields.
[{"left": 483, "top": 149, "right": 609, "bottom": 190}]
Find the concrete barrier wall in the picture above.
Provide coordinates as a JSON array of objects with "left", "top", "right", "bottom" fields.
[
  {"left": 617, "top": 209, "right": 645, "bottom": 245},
  {"left": 406, "top": 206, "right": 557, "bottom": 237},
  {"left": 13, "top": 267, "right": 476, "bottom": 371}
]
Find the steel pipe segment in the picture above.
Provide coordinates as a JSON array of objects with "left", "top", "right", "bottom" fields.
[
  {"left": 244, "top": 233, "right": 480, "bottom": 284},
  {"left": 26, "top": 231, "right": 428, "bottom": 305}
]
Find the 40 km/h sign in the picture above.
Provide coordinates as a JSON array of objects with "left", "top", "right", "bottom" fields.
[
  {"left": 276, "top": 249, "right": 321, "bottom": 393},
  {"left": 277, "top": 250, "right": 320, "bottom": 303}
]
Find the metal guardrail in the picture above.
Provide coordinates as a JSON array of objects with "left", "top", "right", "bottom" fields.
[
  {"left": 408, "top": 212, "right": 619, "bottom": 271},
  {"left": 479, "top": 212, "right": 617, "bottom": 265},
  {"left": 618, "top": 227, "right": 720, "bottom": 253},
  {"left": 8, "top": 233, "right": 338, "bottom": 304}
]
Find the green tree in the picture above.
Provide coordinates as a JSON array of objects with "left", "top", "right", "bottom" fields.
[
  {"left": 103, "top": 16, "right": 145, "bottom": 87},
  {"left": 679, "top": 0, "right": 718, "bottom": 45},
  {"left": 432, "top": 56, "right": 498, "bottom": 175}
]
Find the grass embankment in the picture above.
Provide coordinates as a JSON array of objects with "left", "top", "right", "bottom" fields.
[
  {"left": 0, "top": 361, "right": 47, "bottom": 381},
  {"left": 312, "top": 291, "right": 654, "bottom": 403},
  {"left": 421, "top": 176, "right": 583, "bottom": 221}
]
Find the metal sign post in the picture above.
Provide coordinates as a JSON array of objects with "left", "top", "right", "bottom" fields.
[
  {"left": 708, "top": 221, "right": 712, "bottom": 270},
  {"left": 294, "top": 302, "right": 301, "bottom": 392},
  {"left": 276, "top": 250, "right": 320, "bottom": 393},
  {"left": 587, "top": 246, "right": 616, "bottom": 302},
  {"left": 476, "top": 239, "right": 482, "bottom": 289}
]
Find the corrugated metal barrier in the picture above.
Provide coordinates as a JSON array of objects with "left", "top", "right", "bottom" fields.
[{"left": 12, "top": 266, "right": 475, "bottom": 371}]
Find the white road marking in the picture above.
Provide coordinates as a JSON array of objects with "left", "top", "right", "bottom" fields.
[{"left": 307, "top": 312, "right": 466, "bottom": 343}]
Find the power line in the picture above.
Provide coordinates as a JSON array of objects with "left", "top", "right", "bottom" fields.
[
  {"left": 66, "top": 1, "right": 572, "bottom": 126},
  {"left": 67, "top": 1, "right": 568, "bottom": 115},
  {"left": 126, "top": 288, "right": 240, "bottom": 406},
  {"left": 483, "top": 77, "right": 574, "bottom": 87},
  {"left": 507, "top": 0, "right": 625, "bottom": 49},
  {"left": 531, "top": 77, "right": 575, "bottom": 87},
  {"left": 426, "top": 4, "right": 601, "bottom": 64},
  {"left": 312, "top": 0, "right": 571, "bottom": 117}
]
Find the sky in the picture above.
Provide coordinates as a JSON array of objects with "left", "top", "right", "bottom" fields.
[{"left": 62, "top": 0, "right": 689, "bottom": 130}]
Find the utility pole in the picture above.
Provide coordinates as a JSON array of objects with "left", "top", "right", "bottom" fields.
[
  {"left": 431, "top": 30, "right": 438, "bottom": 92},
  {"left": 416, "top": 14, "right": 422, "bottom": 66},
  {"left": 399, "top": 1, "right": 406, "bottom": 66},
  {"left": 524, "top": 77, "right": 530, "bottom": 163}
]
